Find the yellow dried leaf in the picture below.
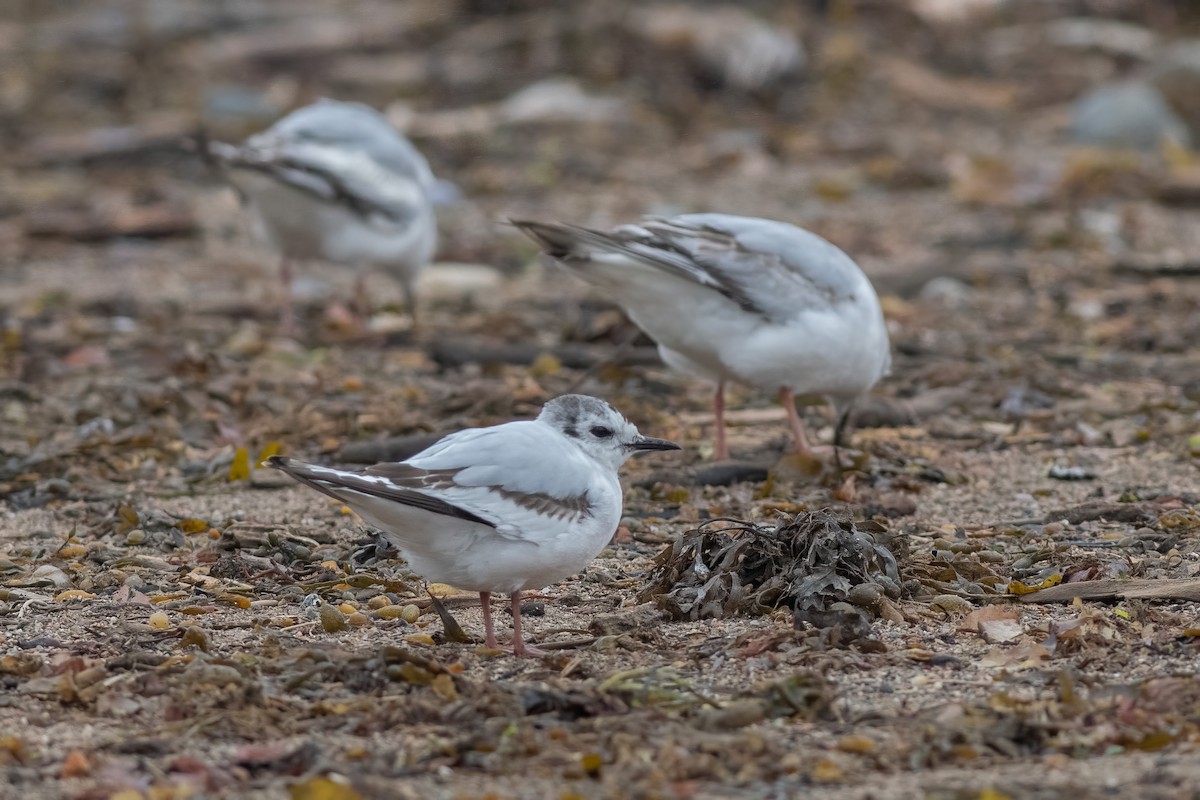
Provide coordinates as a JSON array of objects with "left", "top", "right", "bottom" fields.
[
  {"left": 836, "top": 735, "right": 876, "bottom": 753},
  {"left": 431, "top": 672, "right": 457, "bottom": 701},
  {"left": 228, "top": 447, "right": 251, "bottom": 481},
  {"left": 529, "top": 352, "right": 562, "bottom": 377},
  {"left": 404, "top": 633, "right": 436, "bottom": 647},
  {"left": 1007, "top": 575, "right": 1061, "bottom": 595},
  {"left": 176, "top": 518, "right": 208, "bottom": 534},
  {"left": 57, "top": 544, "right": 88, "bottom": 559},
  {"left": 580, "top": 752, "right": 603, "bottom": 774},
  {"left": 115, "top": 505, "right": 139, "bottom": 534},
  {"left": 218, "top": 593, "right": 251, "bottom": 609},
  {"left": 426, "top": 583, "right": 455, "bottom": 597},
  {"left": 256, "top": 441, "right": 282, "bottom": 467},
  {"left": 289, "top": 775, "right": 363, "bottom": 800},
  {"left": 54, "top": 590, "right": 96, "bottom": 602},
  {"left": 980, "top": 789, "right": 1012, "bottom": 800},
  {"left": 811, "top": 758, "right": 843, "bottom": 783}
]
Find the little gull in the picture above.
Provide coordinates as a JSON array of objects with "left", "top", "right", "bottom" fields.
[
  {"left": 513, "top": 214, "right": 891, "bottom": 460},
  {"left": 208, "top": 99, "right": 438, "bottom": 332},
  {"left": 269, "top": 394, "right": 679, "bottom": 656}
]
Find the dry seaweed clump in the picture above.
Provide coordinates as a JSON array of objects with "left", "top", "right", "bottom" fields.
[{"left": 642, "top": 511, "right": 903, "bottom": 625}]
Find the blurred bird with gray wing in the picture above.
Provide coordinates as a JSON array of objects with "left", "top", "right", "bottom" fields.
[
  {"left": 207, "top": 99, "right": 438, "bottom": 333},
  {"left": 269, "top": 394, "right": 679, "bottom": 656},
  {"left": 513, "top": 214, "right": 891, "bottom": 461}
]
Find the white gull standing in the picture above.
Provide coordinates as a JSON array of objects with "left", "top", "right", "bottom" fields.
[
  {"left": 269, "top": 395, "right": 679, "bottom": 656},
  {"left": 208, "top": 99, "right": 438, "bottom": 332},
  {"left": 513, "top": 214, "right": 891, "bottom": 460}
]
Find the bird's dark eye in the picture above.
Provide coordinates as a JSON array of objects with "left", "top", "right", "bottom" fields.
[{"left": 590, "top": 426, "right": 613, "bottom": 439}]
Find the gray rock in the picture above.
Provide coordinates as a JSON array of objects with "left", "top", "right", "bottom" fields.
[
  {"left": 1150, "top": 40, "right": 1200, "bottom": 137},
  {"left": 919, "top": 276, "right": 972, "bottom": 309},
  {"left": 1071, "top": 81, "right": 1190, "bottom": 150}
]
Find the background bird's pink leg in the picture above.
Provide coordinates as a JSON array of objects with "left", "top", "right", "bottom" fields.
[
  {"left": 509, "top": 591, "right": 548, "bottom": 657},
  {"left": 780, "top": 387, "right": 814, "bottom": 455},
  {"left": 480, "top": 591, "right": 498, "bottom": 648},
  {"left": 713, "top": 381, "right": 729, "bottom": 460},
  {"left": 353, "top": 272, "right": 370, "bottom": 322}
]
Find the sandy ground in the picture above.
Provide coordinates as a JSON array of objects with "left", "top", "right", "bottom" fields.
[{"left": 3, "top": 1, "right": 1200, "bottom": 798}]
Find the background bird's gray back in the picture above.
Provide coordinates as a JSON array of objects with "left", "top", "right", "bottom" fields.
[{"left": 263, "top": 100, "right": 434, "bottom": 188}]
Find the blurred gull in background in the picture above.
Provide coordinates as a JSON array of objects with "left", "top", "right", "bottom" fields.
[
  {"left": 207, "top": 99, "right": 438, "bottom": 333},
  {"left": 515, "top": 214, "right": 891, "bottom": 461}
]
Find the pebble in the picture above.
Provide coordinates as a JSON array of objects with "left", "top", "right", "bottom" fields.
[
  {"left": 1071, "top": 80, "right": 1190, "bottom": 150},
  {"left": 416, "top": 263, "right": 505, "bottom": 305},
  {"left": 1150, "top": 39, "right": 1200, "bottom": 136},
  {"left": 148, "top": 611, "right": 170, "bottom": 629},
  {"left": 929, "top": 595, "right": 974, "bottom": 616},
  {"left": 368, "top": 595, "right": 392, "bottom": 610},
  {"left": 319, "top": 604, "right": 348, "bottom": 633},
  {"left": 124, "top": 529, "right": 146, "bottom": 546},
  {"left": 376, "top": 605, "right": 407, "bottom": 620},
  {"left": 848, "top": 582, "right": 883, "bottom": 609},
  {"left": 400, "top": 604, "right": 421, "bottom": 624},
  {"left": 348, "top": 612, "right": 371, "bottom": 628},
  {"left": 919, "top": 277, "right": 973, "bottom": 309}
]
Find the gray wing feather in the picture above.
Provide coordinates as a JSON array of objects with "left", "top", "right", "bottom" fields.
[
  {"left": 263, "top": 100, "right": 435, "bottom": 190},
  {"left": 642, "top": 214, "right": 865, "bottom": 316},
  {"left": 267, "top": 457, "right": 495, "bottom": 528},
  {"left": 406, "top": 421, "right": 593, "bottom": 501},
  {"left": 516, "top": 214, "right": 865, "bottom": 321}
]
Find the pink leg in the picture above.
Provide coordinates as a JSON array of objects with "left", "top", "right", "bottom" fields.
[
  {"left": 480, "top": 591, "right": 498, "bottom": 648},
  {"left": 509, "top": 591, "right": 548, "bottom": 657},
  {"left": 713, "top": 381, "right": 729, "bottom": 460},
  {"left": 780, "top": 387, "right": 813, "bottom": 455},
  {"left": 279, "top": 257, "right": 296, "bottom": 336},
  {"left": 353, "top": 273, "right": 370, "bottom": 322}
]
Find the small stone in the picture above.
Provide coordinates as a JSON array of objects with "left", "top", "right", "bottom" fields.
[
  {"left": 929, "top": 595, "right": 974, "bottom": 616},
  {"left": 148, "top": 611, "right": 170, "bottom": 629},
  {"left": 367, "top": 595, "right": 392, "bottom": 610},
  {"left": 848, "top": 583, "right": 883, "bottom": 609},
  {"left": 337, "top": 602, "right": 357, "bottom": 615},
  {"left": 376, "top": 605, "right": 407, "bottom": 620},
  {"left": 919, "top": 277, "right": 972, "bottom": 309},
  {"left": 1071, "top": 81, "right": 1190, "bottom": 150},
  {"left": 416, "top": 263, "right": 505, "bottom": 304},
  {"left": 400, "top": 604, "right": 420, "bottom": 624},
  {"left": 60, "top": 749, "right": 91, "bottom": 778},
  {"left": 58, "top": 544, "right": 88, "bottom": 559},
  {"left": 319, "top": 604, "right": 348, "bottom": 633},
  {"left": 348, "top": 612, "right": 370, "bottom": 627},
  {"left": 124, "top": 529, "right": 146, "bottom": 546}
]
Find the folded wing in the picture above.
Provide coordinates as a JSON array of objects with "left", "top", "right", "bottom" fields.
[
  {"left": 268, "top": 421, "right": 595, "bottom": 543},
  {"left": 515, "top": 213, "right": 866, "bottom": 322}
]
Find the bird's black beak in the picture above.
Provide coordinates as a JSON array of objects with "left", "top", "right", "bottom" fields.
[{"left": 629, "top": 435, "right": 681, "bottom": 452}]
